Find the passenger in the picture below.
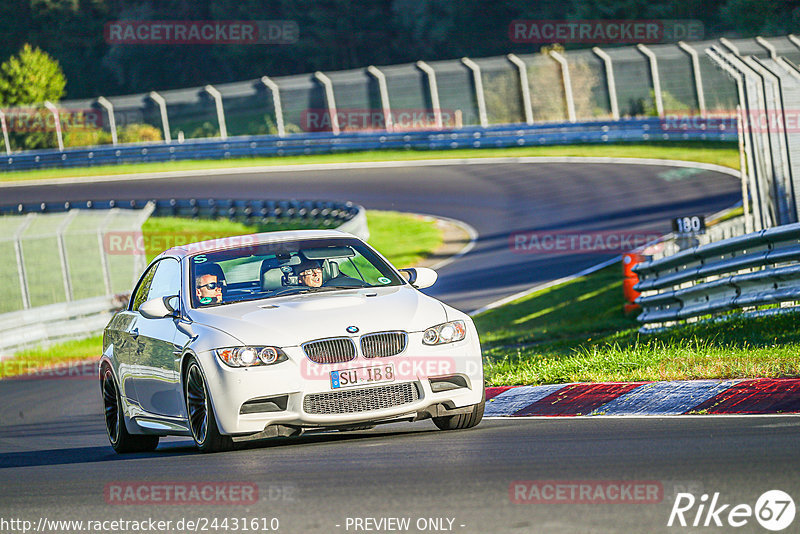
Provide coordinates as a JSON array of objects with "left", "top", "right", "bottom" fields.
[{"left": 294, "top": 259, "right": 323, "bottom": 288}]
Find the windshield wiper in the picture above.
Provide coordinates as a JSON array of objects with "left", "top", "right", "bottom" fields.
[
  {"left": 271, "top": 285, "right": 363, "bottom": 298},
  {"left": 270, "top": 287, "right": 311, "bottom": 297},
  {"left": 319, "top": 284, "right": 363, "bottom": 290},
  {"left": 270, "top": 286, "right": 342, "bottom": 297},
  {"left": 304, "top": 286, "right": 351, "bottom": 292}
]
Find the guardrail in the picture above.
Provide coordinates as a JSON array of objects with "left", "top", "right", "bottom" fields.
[
  {"left": 1, "top": 117, "right": 737, "bottom": 173},
  {"left": 633, "top": 223, "right": 800, "bottom": 325},
  {"left": 0, "top": 198, "right": 364, "bottom": 232},
  {"left": 0, "top": 198, "right": 367, "bottom": 355},
  {"left": 0, "top": 296, "right": 122, "bottom": 356}
]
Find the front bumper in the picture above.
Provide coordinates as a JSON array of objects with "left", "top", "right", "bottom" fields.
[{"left": 198, "top": 331, "right": 484, "bottom": 436}]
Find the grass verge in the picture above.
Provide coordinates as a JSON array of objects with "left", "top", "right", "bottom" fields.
[
  {"left": 475, "top": 264, "right": 800, "bottom": 386},
  {"left": 2, "top": 336, "right": 103, "bottom": 378},
  {"left": 140, "top": 210, "right": 441, "bottom": 266},
  {"left": 0, "top": 141, "right": 738, "bottom": 183},
  {"left": 1, "top": 210, "right": 443, "bottom": 378}
]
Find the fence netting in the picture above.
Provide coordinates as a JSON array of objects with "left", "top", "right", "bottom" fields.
[
  {"left": 12, "top": 37, "right": 763, "bottom": 146},
  {"left": 0, "top": 207, "right": 152, "bottom": 314}
]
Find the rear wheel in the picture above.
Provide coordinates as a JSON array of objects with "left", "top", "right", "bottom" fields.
[
  {"left": 432, "top": 389, "right": 485, "bottom": 430},
  {"left": 184, "top": 359, "right": 233, "bottom": 453},
  {"left": 101, "top": 367, "right": 159, "bottom": 453}
]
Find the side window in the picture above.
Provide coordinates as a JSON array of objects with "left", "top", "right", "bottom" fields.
[
  {"left": 131, "top": 264, "right": 158, "bottom": 311},
  {"left": 146, "top": 258, "right": 181, "bottom": 303}
]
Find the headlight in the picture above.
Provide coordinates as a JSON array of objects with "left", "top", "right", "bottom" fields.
[
  {"left": 215, "top": 346, "right": 287, "bottom": 367},
  {"left": 422, "top": 320, "right": 467, "bottom": 345}
]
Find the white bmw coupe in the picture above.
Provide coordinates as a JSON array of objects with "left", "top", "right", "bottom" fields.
[{"left": 101, "top": 230, "right": 484, "bottom": 453}]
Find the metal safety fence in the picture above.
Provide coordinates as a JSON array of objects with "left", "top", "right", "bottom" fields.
[
  {"left": 2, "top": 35, "right": 798, "bottom": 164},
  {"left": 0, "top": 205, "right": 153, "bottom": 315},
  {"left": 0, "top": 205, "right": 151, "bottom": 354},
  {"left": 40, "top": 37, "right": 794, "bottom": 139},
  {"left": 633, "top": 223, "right": 800, "bottom": 326},
  {"left": 623, "top": 37, "right": 800, "bottom": 328},
  {"left": 707, "top": 37, "right": 800, "bottom": 229}
]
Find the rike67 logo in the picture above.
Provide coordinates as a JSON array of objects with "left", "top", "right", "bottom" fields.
[{"left": 668, "top": 490, "right": 795, "bottom": 531}]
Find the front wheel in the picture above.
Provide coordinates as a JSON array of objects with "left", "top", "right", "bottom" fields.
[
  {"left": 101, "top": 367, "right": 159, "bottom": 453},
  {"left": 432, "top": 389, "right": 485, "bottom": 431},
  {"left": 184, "top": 359, "right": 233, "bottom": 453}
]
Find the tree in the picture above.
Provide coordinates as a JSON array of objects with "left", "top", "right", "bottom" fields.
[
  {"left": 0, "top": 43, "right": 66, "bottom": 106},
  {"left": 719, "top": 0, "right": 800, "bottom": 36},
  {"left": 0, "top": 44, "right": 67, "bottom": 150}
]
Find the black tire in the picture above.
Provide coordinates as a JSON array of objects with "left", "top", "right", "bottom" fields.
[
  {"left": 184, "top": 359, "right": 233, "bottom": 453},
  {"left": 101, "top": 366, "right": 159, "bottom": 453},
  {"left": 432, "top": 388, "right": 485, "bottom": 431}
]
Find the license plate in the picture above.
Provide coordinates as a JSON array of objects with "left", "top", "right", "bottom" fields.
[{"left": 330, "top": 364, "right": 395, "bottom": 389}]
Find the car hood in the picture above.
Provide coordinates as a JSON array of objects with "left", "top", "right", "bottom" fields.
[{"left": 186, "top": 286, "right": 447, "bottom": 346}]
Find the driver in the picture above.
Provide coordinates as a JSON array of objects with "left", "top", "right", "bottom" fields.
[
  {"left": 294, "top": 259, "right": 323, "bottom": 288},
  {"left": 196, "top": 273, "right": 223, "bottom": 305}
]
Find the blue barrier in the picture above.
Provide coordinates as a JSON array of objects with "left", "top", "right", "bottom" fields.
[{"left": 1, "top": 117, "right": 737, "bottom": 173}]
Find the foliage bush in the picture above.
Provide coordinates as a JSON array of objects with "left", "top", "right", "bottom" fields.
[
  {"left": 63, "top": 125, "right": 112, "bottom": 147},
  {"left": 189, "top": 121, "right": 219, "bottom": 139},
  {"left": 117, "top": 123, "right": 163, "bottom": 143},
  {"left": 62, "top": 122, "right": 163, "bottom": 148}
]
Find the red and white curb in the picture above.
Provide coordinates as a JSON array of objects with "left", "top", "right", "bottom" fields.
[{"left": 485, "top": 378, "right": 800, "bottom": 416}]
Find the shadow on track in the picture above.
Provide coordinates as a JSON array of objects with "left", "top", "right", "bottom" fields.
[
  {"left": 0, "top": 446, "right": 182, "bottom": 469},
  {"left": 0, "top": 426, "right": 433, "bottom": 469}
]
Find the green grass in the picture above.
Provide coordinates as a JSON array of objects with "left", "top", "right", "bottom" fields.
[
  {"left": 140, "top": 216, "right": 332, "bottom": 263},
  {"left": 475, "top": 265, "right": 800, "bottom": 386},
  {"left": 363, "top": 211, "right": 442, "bottom": 268},
  {"left": 1, "top": 210, "right": 443, "bottom": 378},
  {"left": 0, "top": 141, "right": 739, "bottom": 183},
  {"left": 0, "top": 335, "right": 103, "bottom": 378},
  {"left": 139, "top": 210, "right": 442, "bottom": 266}
]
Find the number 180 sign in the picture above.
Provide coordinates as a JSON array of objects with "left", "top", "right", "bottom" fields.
[{"left": 672, "top": 215, "right": 705, "bottom": 235}]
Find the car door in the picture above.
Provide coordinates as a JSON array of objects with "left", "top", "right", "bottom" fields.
[
  {"left": 129, "top": 257, "right": 184, "bottom": 418},
  {"left": 111, "top": 261, "right": 159, "bottom": 405}
]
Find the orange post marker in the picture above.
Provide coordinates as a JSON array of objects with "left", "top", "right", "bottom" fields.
[{"left": 622, "top": 253, "right": 646, "bottom": 314}]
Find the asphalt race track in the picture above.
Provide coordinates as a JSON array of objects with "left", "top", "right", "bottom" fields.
[{"left": 5, "top": 161, "right": 798, "bottom": 533}]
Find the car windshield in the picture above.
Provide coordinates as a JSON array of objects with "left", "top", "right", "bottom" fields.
[{"left": 190, "top": 237, "right": 404, "bottom": 307}]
